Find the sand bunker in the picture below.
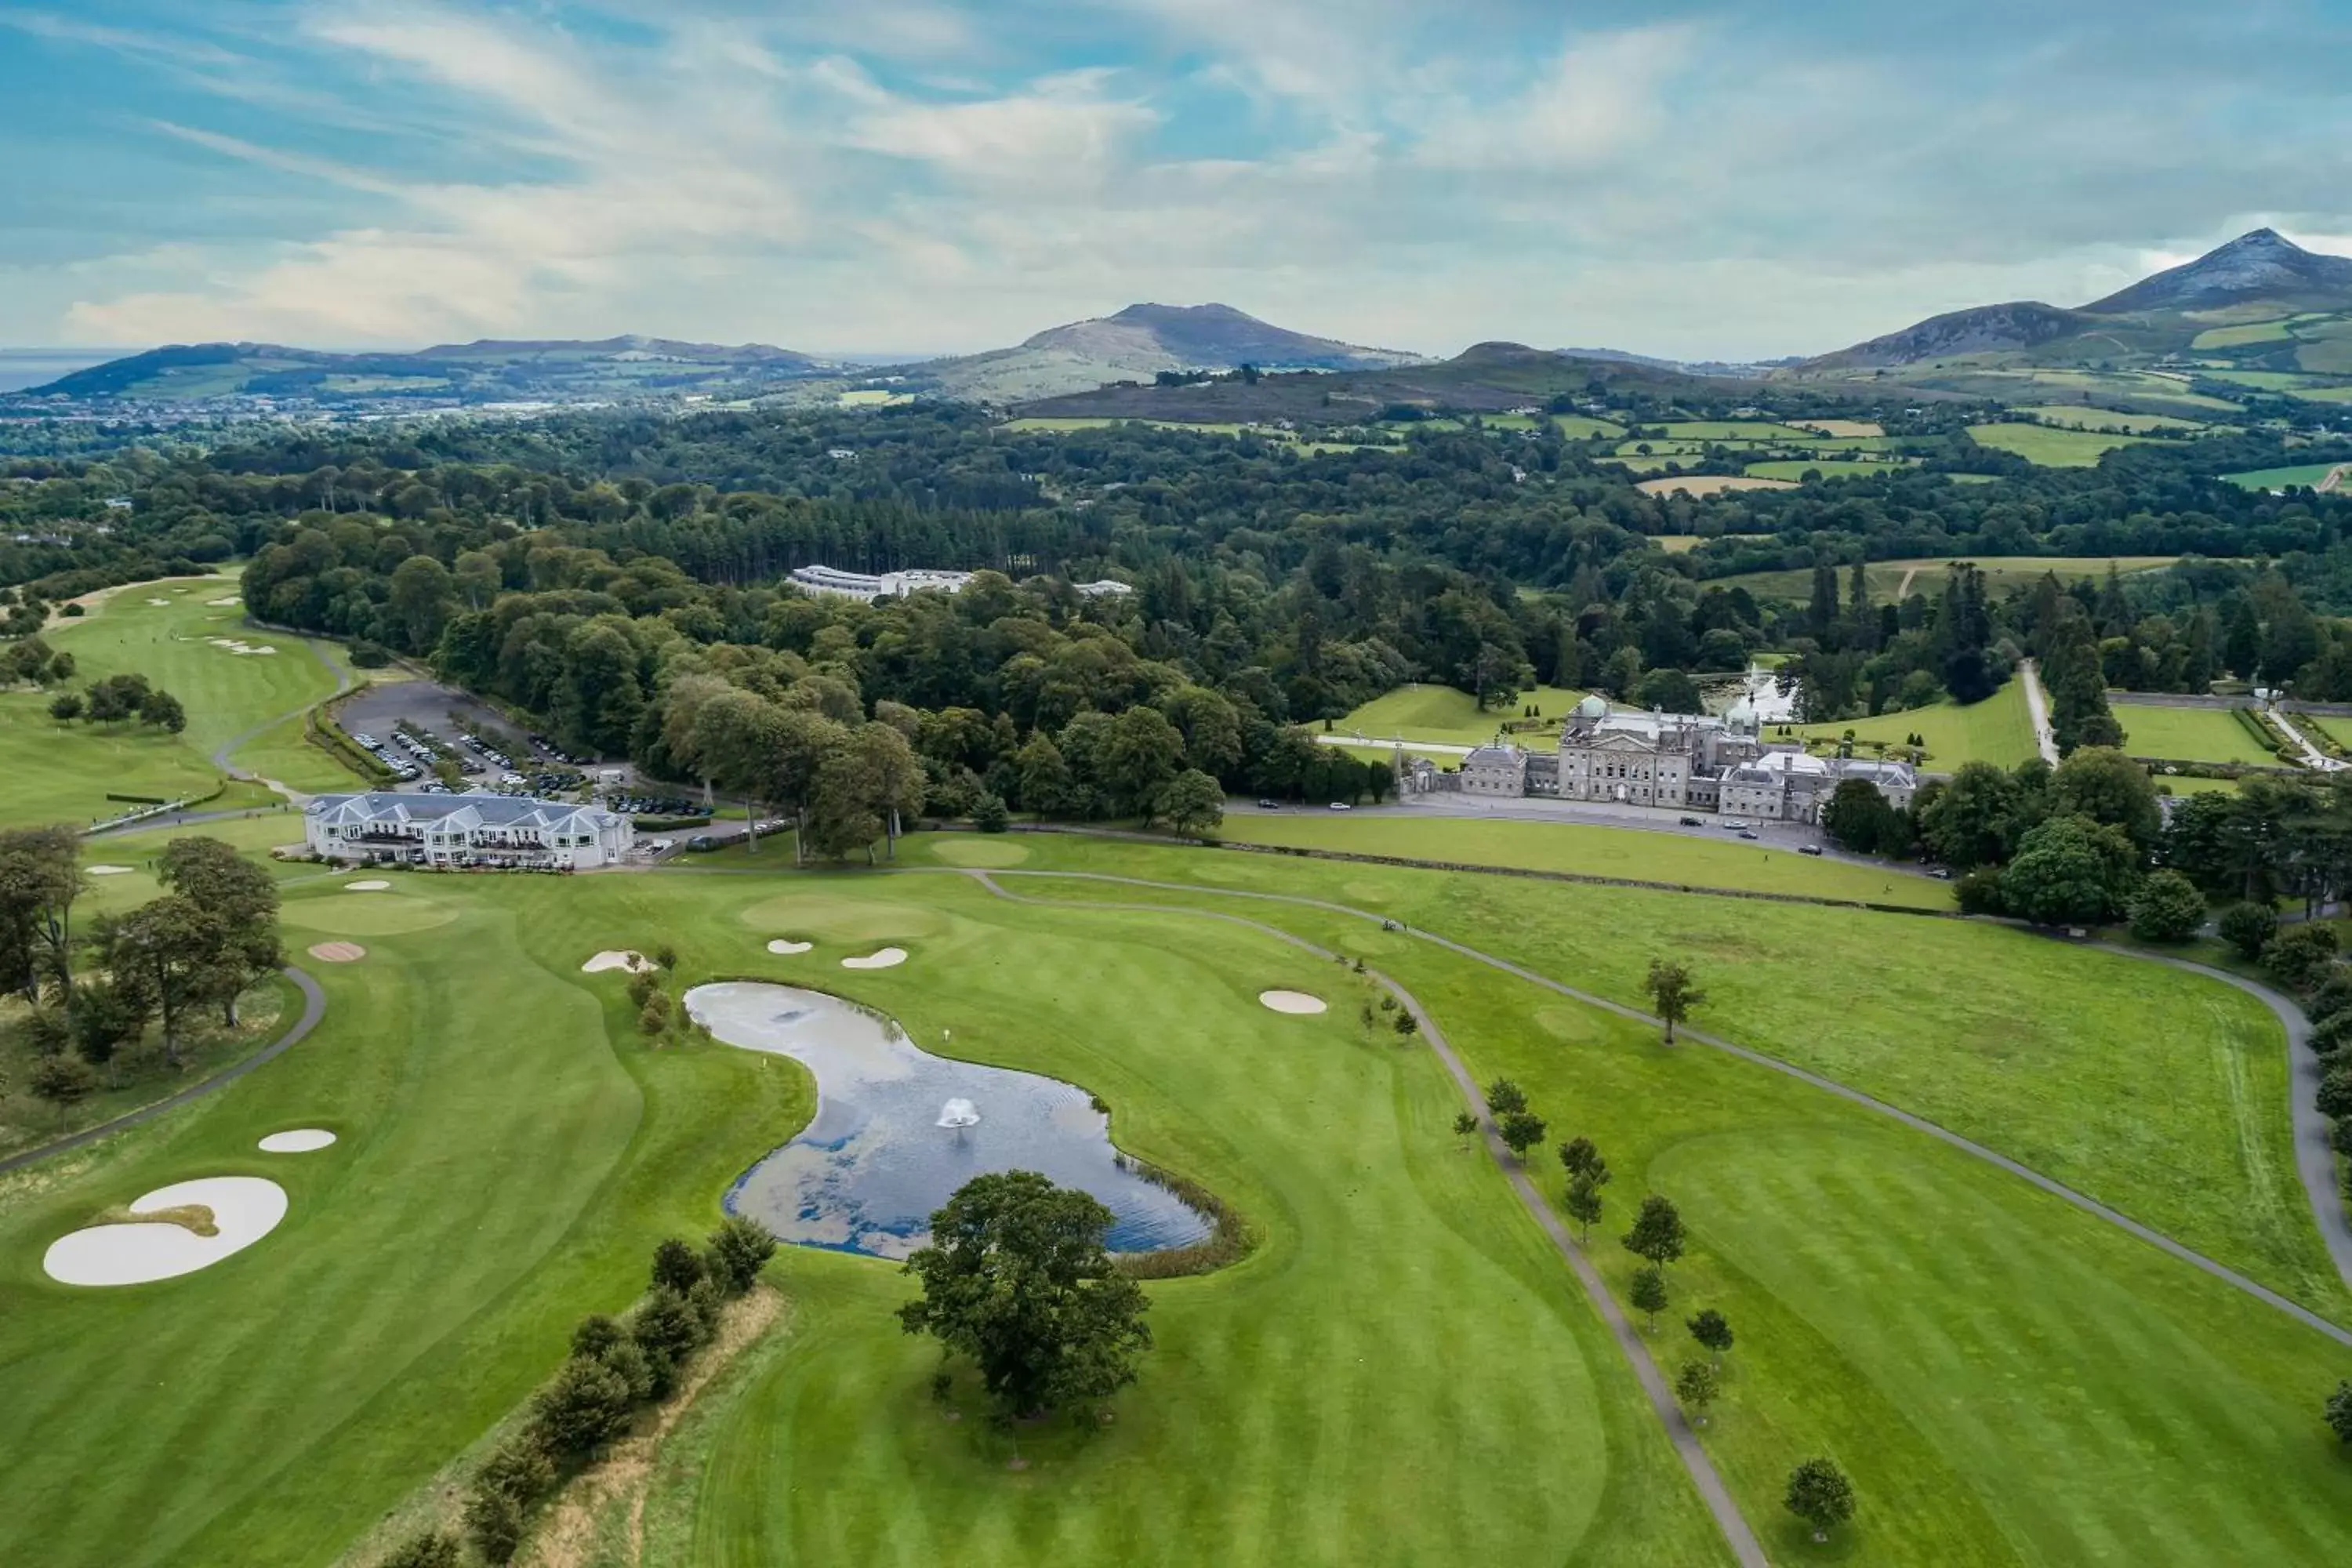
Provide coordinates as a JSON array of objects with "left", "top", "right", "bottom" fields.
[
  {"left": 87, "top": 865, "right": 134, "bottom": 876},
  {"left": 145, "top": 597, "right": 170, "bottom": 606},
  {"left": 259, "top": 1128, "right": 337, "bottom": 1153},
  {"left": 343, "top": 879, "right": 391, "bottom": 891},
  {"left": 1259, "top": 990, "right": 1329, "bottom": 1014},
  {"left": 307, "top": 942, "right": 366, "bottom": 963},
  {"left": 207, "top": 597, "right": 241, "bottom": 607},
  {"left": 43, "top": 1176, "right": 289, "bottom": 1287},
  {"left": 766, "top": 938, "right": 813, "bottom": 955},
  {"left": 204, "top": 636, "right": 279, "bottom": 656},
  {"left": 841, "top": 948, "right": 908, "bottom": 970},
  {"left": 582, "top": 949, "right": 657, "bottom": 974}
]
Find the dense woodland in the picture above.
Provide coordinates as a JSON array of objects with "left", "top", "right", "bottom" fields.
[{"left": 11, "top": 407, "right": 2352, "bottom": 826}]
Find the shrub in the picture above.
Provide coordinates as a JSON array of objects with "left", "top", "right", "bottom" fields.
[
  {"left": 652, "top": 943, "right": 677, "bottom": 970},
  {"left": 2310, "top": 974, "right": 2352, "bottom": 1025},
  {"left": 972, "top": 793, "right": 1010, "bottom": 833},
  {"left": 2318, "top": 1063, "right": 2352, "bottom": 1122},
  {"left": 632, "top": 1286, "right": 706, "bottom": 1392},
  {"left": 377, "top": 1529, "right": 460, "bottom": 1568},
  {"left": 1955, "top": 866, "right": 2006, "bottom": 916},
  {"left": 706, "top": 1215, "right": 779, "bottom": 1293},
  {"left": 463, "top": 1486, "right": 524, "bottom": 1566},
  {"left": 2126, "top": 869, "right": 2205, "bottom": 943},
  {"left": 571, "top": 1312, "right": 626, "bottom": 1359},
  {"left": 2262, "top": 925, "right": 2339, "bottom": 992},
  {"left": 349, "top": 639, "right": 391, "bottom": 668},
  {"left": 473, "top": 1432, "right": 556, "bottom": 1507},
  {"left": 2312, "top": 1011, "right": 2352, "bottom": 1058},
  {"left": 651, "top": 1237, "right": 706, "bottom": 1294},
  {"left": 528, "top": 1354, "right": 633, "bottom": 1456},
  {"left": 2218, "top": 902, "right": 2279, "bottom": 961}
]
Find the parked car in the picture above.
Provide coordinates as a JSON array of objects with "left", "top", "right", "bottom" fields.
[
  {"left": 1722, "top": 818, "right": 1754, "bottom": 830},
  {"left": 1929, "top": 867, "right": 1954, "bottom": 880},
  {"left": 1798, "top": 844, "right": 1824, "bottom": 856},
  {"left": 1327, "top": 801, "right": 1352, "bottom": 811},
  {"left": 1677, "top": 815, "right": 1702, "bottom": 827},
  {"left": 1738, "top": 830, "right": 1759, "bottom": 840},
  {"left": 1256, "top": 798, "right": 1278, "bottom": 809}
]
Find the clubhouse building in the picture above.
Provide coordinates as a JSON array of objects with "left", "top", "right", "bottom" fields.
[
  {"left": 1432, "top": 694, "right": 1917, "bottom": 824},
  {"left": 303, "top": 792, "right": 636, "bottom": 870}
]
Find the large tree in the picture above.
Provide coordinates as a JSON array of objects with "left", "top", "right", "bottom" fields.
[
  {"left": 0, "top": 826, "right": 85, "bottom": 1004},
  {"left": 898, "top": 1171, "right": 1153, "bottom": 1420},
  {"left": 158, "top": 836, "right": 281, "bottom": 1023},
  {"left": 1643, "top": 958, "right": 1704, "bottom": 1044},
  {"left": 1157, "top": 768, "right": 1225, "bottom": 840}
]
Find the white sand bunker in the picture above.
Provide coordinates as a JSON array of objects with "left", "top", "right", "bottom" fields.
[
  {"left": 44, "top": 1176, "right": 289, "bottom": 1287},
  {"left": 766, "top": 938, "right": 812, "bottom": 955},
  {"left": 582, "top": 949, "right": 657, "bottom": 974},
  {"left": 207, "top": 597, "right": 241, "bottom": 607},
  {"left": 1259, "top": 990, "right": 1328, "bottom": 1014},
  {"left": 145, "top": 597, "right": 170, "bottom": 605},
  {"left": 205, "top": 636, "right": 278, "bottom": 656},
  {"left": 87, "top": 865, "right": 134, "bottom": 876},
  {"left": 307, "top": 942, "right": 366, "bottom": 963},
  {"left": 344, "top": 879, "right": 391, "bottom": 891},
  {"left": 841, "top": 947, "right": 908, "bottom": 970},
  {"left": 259, "top": 1128, "right": 337, "bottom": 1153}
]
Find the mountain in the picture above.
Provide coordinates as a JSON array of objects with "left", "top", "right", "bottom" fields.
[
  {"left": 25, "top": 335, "right": 843, "bottom": 405},
  {"left": 891, "top": 303, "right": 1426, "bottom": 404},
  {"left": 2082, "top": 228, "right": 2352, "bottom": 314},
  {"left": 1011, "top": 339, "right": 1759, "bottom": 422},
  {"left": 1798, "top": 230, "right": 2352, "bottom": 374}
]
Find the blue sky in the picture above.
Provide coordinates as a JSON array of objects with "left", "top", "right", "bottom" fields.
[{"left": 6, "top": 0, "right": 2352, "bottom": 358}]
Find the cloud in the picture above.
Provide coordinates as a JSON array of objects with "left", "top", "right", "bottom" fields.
[{"left": 1409, "top": 26, "right": 1691, "bottom": 172}]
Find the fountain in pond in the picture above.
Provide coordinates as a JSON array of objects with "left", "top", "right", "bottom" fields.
[{"left": 685, "top": 982, "right": 1211, "bottom": 1260}]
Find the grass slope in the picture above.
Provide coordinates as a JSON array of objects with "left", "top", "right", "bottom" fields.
[
  {"left": 1206, "top": 813, "right": 1954, "bottom": 909},
  {"left": 0, "top": 702, "right": 222, "bottom": 829},
  {"left": 973, "top": 862, "right": 2352, "bottom": 1564},
  {"left": 1785, "top": 681, "right": 2040, "bottom": 768},
  {"left": 1965, "top": 423, "right": 2158, "bottom": 466},
  {"left": 1334, "top": 682, "right": 1584, "bottom": 745},
  {"left": 2113, "top": 702, "right": 2281, "bottom": 764}
]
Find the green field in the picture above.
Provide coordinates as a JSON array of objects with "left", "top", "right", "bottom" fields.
[
  {"left": 2223, "top": 462, "right": 2348, "bottom": 492},
  {"left": 1551, "top": 413, "right": 1627, "bottom": 439},
  {"left": 1720, "top": 555, "right": 2179, "bottom": 607},
  {"left": 1209, "top": 812, "right": 1954, "bottom": 908},
  {"left": 0, "top": 699, "right": 224, "bottom": 829},
  {"left": 2010, "top": 404, "right": 2212, "bottom": 434},
  {"left": 2112, "top": 702, "right": 2281, "bottom": 764},
  {"left": 1965, "top": 423, "right": 2158, "bottom": 466},
  {"left": 1742, "top": 458, "right": 1916, "bottom": 481},
  {"left": 1787, "top": 680, "right": 2041, "bottom": 768},
  {"left": 2190, "top": 319, "right": 2296, "bottom": 350},
  {"left": 1653, "top": 420, "right": 1819, "bottom": 441},
  {"left": 1334, "top": 682, "right": 1584, "bottom": 745}
]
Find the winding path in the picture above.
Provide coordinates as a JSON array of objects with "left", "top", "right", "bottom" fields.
[
  {"left": 964, "top": 870, "right": 1771, "bottom": 1568},
  {"left": 0, "top": 967, "right": 326, "bottom": 1178},
  {"left": 962, "top": 867, "right": 2352, "bottom": 1350},
  {"left": 212, "top": 634, "right": 354, "bottom": 789},
  {"left": 2019, "top": 659, "right": 2061, "bottom": 765}
]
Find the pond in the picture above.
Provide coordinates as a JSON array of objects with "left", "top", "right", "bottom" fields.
[{"left": 687, "top": 982, "right": 1214, "bottom": 1260}]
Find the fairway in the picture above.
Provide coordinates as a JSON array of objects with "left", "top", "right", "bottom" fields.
[
  {"left": 1207, "top": 811, "right": 1954, "bottom": 908},
  {"left": 2113, "top": 701, "right": 2281, "bottom": 764},
  {"left": 1334, "top": 682, "right": 1584, "bottom": 745},
  {"left": 1788, "top": 679, "right": 2040, "bottom": 768},
  {"left": 0, "top": 699, "right": 222, "bottom": 829}
]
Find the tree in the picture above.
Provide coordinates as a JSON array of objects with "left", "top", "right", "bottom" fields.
[
  {"left": 1559, "top": 1136, "right": 1608, "bottom": 1186},
  {"left": 0, "top": 825, "right": 85, "bottom": 1004},
  {"left": 1784, "top": 1457, "right": 1857, "bottom": 1542},
  {"left": 1157, "top": 768, "right": 1225, "bottom": 840},
  {"left": 158, "top": 836, "right": 280, "bottom": 1023},
  {"left": 1629, "top": 1265, "right": 1669, "bottom": 1330},
  {"left": 1484, "top": 1077, "right": 1528, "bottom": 1116},
  {"left": 898, "top": 1171, "right": 1152, "bottom": 1419},
  {"left": 2219, "top": 901, "right": 2278, "bottom": 961},
  {"left": 2126, "top": 868, "right": 2205, "bottom": 943},
  {"left": 2326, "top": 1380, "right": 2352, "bottom": 1443},
  {"left": 1675, "top": 1359, "right": 1720, "bottom": 1425},
  {"left": 1643, "top": 958, "right": 1704, "bottom": 1043},
  {"left": 29, "top": 1051, "right": 96, "bottom": 1127},
  {"left": 46, "top": 691, "right": 81, "bottom": 721},
  {"left": 2050, "top": 746, "right": 2161, "bottom": 851},
  {"left": 530, "top": 1353, "right": 634, "bottom": 1456},
  {"left": 463, "top": 1485, "right": 524, "bottom": 1566},
  {"left": 706, "top": 1214, "right": 779, "bottom": 1293},
  {"left": 1497, "top": 1109, "right": 1548, "bottom": 1161},
  {"left": 1565, "top": 1175, "right": 1606, "bottom": 1243},
  {"left": 972, "top": 792, "right": 1010, "bottom": 833},
  {"left": 1100, "top": 706, "right": 1185, "bottom": 822},
  {"left": 2263, "top": 925, "right": 2339, "bottom": 991},
  {"left": 651, "top": 1236, "right": 707, "bottom": 1294},
  {"left": 1820, "top": 779, "right": 1904, "bottom": 857},
  {"left": 1999, "top": 813, "right": 2136, "bottom": 927},
  {"left": 377, "top": 1528, "right": 462, "bottom": 1568},
  {"left": 138, "top": 688, "right": 187, "bottom": 734},
  {"left": 1687, "top": 1308, "right": 1735, "bottom": 1368},
  {"left": 1450, "top": 1109, "right": 1480, "bottom": 1143},
  {"left": 1622, "top": 1194, "right": 1688, "bottom": 1269},
  {"left": 2317, "top": 1063, "right": 2352, "bottom": 1121},
  {"left": 1916, "top": 760, "right": 2023, "bottom": 870}
]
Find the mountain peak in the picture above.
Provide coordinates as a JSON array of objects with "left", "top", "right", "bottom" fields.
[{"left": 2082, "top": 227, "right": 2352, "bottom": 313}]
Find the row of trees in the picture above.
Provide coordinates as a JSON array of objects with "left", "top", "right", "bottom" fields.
[{"left": 48, "top": 670, "right": 185, "bottom": 733}]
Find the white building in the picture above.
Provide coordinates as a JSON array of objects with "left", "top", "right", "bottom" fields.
[
  {"left": 786, "top": 564, "right": 976, "bottom": 602},
  {"left": 303, "top": 792, "right": 634, "bottom": 870},
  {"left": 1073, "top": 579, "right": 1134, "bottom": 598}
]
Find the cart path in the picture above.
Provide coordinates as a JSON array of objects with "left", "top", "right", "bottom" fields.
[
  {"left": 954, "top": 866, "right": 2352, "bottom": 1349},
  {"left": 964, "top": 870, "right": 1771, "bottom": 1568},
  {"left": 211, "top": 633, "right": 354, "bottom": 796},
  {"left": 0, "top": 967, "right": 327, "bottom": 1178},
  {"left": 2019, "top": 659, "right": 2061, "bottom": 765}
]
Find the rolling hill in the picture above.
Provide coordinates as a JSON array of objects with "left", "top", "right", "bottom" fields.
[
  {"left": 887, "top": 303, "right": 1427, "bottom": 404},
  {"left": 24, "top": 336, "right": 844, "bottom": 405}
]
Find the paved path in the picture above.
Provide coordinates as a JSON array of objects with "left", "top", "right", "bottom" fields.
[
  {"left": 210, "top": 633, "right": 354, "bottom": 798},
  {"left": 2091, "top": 942, "right": 2352, "bottom": 1294},
  {"left": 2266, "top": 706, "right": 2346, "bottom": 773},
  {"left": 0, "top": 967, "right": 326, "bottom": 1178},
  {"left": 964, "top": 870, "right": 1770, "bottom": 1567},
  {"left": 967, "top": 867, "right": 2352, "bottom": 1348},
  {"left": 1315, "top": 731, "right": 1475, "bottom": 757},
  {"left": 2019, "top": 659, "right": 2061, "bottom": 765}
]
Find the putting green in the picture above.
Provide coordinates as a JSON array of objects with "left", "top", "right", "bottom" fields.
[
  {"left": 278, "top": 893, "right": 458, "bottom": 935},
  {"left": 736, "top": 891, "right": 950, "bottom": 942},
  {"left": 923, "top": 836, "right": 1033, "bottom": 867}
]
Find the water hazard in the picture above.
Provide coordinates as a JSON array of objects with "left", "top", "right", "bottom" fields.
[{"left": 686, "top": 982, "right": 1214, "bottom": 1260}]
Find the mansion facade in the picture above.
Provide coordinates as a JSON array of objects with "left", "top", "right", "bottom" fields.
[
  {"left": 1433, "top": 694, "right": 1917, "bottom": 825},
  {"left": 304, "top": 792, "right": 636, "bottom": 870}
]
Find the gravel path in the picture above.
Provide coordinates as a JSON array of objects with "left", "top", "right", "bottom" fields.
[
  {"left": 969, "top": 867, "right": 2352, "bottom": 1349},
  {"left": 2019, "top": 659, "right": 2061, "bottom": 765},
  {"left": 0, "top": 967, "right": 327, "bottom": 1178},
  {"left": 964, "top": 870, "right": 1771, "bottom": 1567}
]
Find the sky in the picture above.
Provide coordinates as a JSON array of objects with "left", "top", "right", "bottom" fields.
[{"left": 8, "top": 1, "right": 2352, "bottom": 361}]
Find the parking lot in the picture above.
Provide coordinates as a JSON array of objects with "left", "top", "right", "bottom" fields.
[{"left": 332, "top": 679, "right": 640, "bottom": 798}]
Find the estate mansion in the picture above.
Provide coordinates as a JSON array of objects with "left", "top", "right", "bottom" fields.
[
  {"left": 1434, "top": 694, "right": 1917, "bottom": 824},
  {"left": 304, "top": 792, "right": 636, "bottom": 870}
]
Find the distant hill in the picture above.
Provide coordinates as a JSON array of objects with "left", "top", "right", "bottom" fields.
[
  {"left": 27, "top": 335, "right": 842, "bottom": 405},
  {"left": 892, "top": 303, "right": 1425, "bottom": 404},
  {"left": 2082, "top": 229, "right": 2352, "bottom": 314},
  {"left": 1010, "top": 339, "right": 1757, "bottom": 422}
]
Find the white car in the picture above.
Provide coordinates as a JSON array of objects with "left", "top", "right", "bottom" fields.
[
  {"left": 1327, "top": 801, "right": 1352, "bottom": 811},
  {"left": 1722, "top": 818, "right": 1754, "bottom": 830}
]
